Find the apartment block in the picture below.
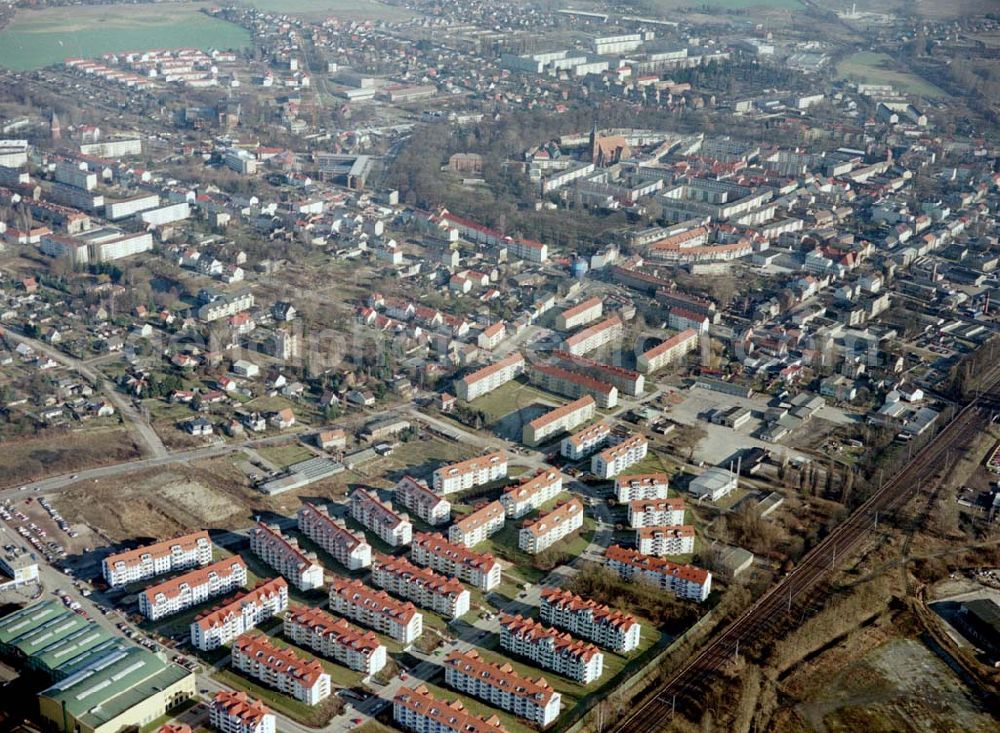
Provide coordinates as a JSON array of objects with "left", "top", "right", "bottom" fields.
[
  {"left": 555, "top": 297, "right": 603, "bottom": 331},
  {"left": 209, "top": 690, "right": 275, "bottom": 733},
  {"left": 372, "top": 554, "right": 470, "bottom": 620},
  {"left": 528, "top": 364, "right": 618, "bottom": 409},
  {"left": 140, "top": 556, "right": 247, "bottom": 621},
  {"left": 628, "top": 497, "right": 685, "bottom": 528},
  {"left": 433, "top": 451, "right": 508, "bottom": 494},
  {"left": 499, "top": 614, "right": 604, "bottom": 684},
  {"left": 539, "top": 588, "right": 641, "bottom": 654},
  {"left": 636, "top": 329, "right": 698, "bottom": 374},
  {"left": 103, "top": 530, "right": 212, "bottom": 587},
  {"left": 616, "top": 474, "right": 670, "bottom": 503},
  {"left": 297, "top": 502, "right": 372, "bottom": 571},
  {"left": 560, "top": 421, "right": 611, "bottom": 460},
  {"left": 231, "top": 632, "right": 331, "bottom": 706},
  {"left": 500, "top": 469, "right": 563, "bottom": 519},
  {"left": 394, "top": 684, "right": 508, "bottom": 733},
  {"left": 328, "top": 578, "right": 423, "bottom": 644},
  {"left": 605, "top": 545, "right": 712, "bottom": 603},
  {"left": 349, "top": 489, "right": 413, "bottom": 547},
  {"left": 455, "top": 353, "right": 525, "bottom": 401},
  {"left": 283, "top": 605, "right": 386, "bottom": 676},
  {"left": 550, "top": 351, "right": 645, "bottom": 397},
  {"left": 448, "top": 500, "right": 505, "bottom": 548},
  {"left": 635, "top": 525, "right": 695, "bottom": 556},
  {"left": 444, "top": 649, "right": 561, "bottom": 727},
  {"left": 396, "top": 476, "right": 451, "bottom": 526},
  {"left": 522, "top": 396, "right": 596, "bottom": 446},
  {"left": 519, "top": 499, "right": 584, "bottom": 555},
  {"left": 563, "top": 315, "right": 623, "bottom": 356},
  {"left": 191, "top": 578, "right": 289, "bottom": 651},
  {"left": 591, "top": 434, "right": 649, "bottom": 479},
  {"left": 249, "top": 522, "right": 324, "bottom": 592},
  {"left": 411, "top": 532, "right": 502, "bottom": 592}
]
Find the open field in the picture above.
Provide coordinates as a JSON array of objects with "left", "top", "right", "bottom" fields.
[
  {"left": 0, "top": 427, "right": 142, "bottom": 488},
  {"left": 837, "top": 52, "right": 945, "bottom": 97},
  {"left": 649, "top": 0, "right": 802, "bottom": 8},
  {"left": 0, "top": 3, "right": 250, "bottom": 71},
  {"left": 241, "top": 0, "right": 415, "bottom": 21},
  {"left": 467, "top": 378, "right": 563, "bottom": 424}
]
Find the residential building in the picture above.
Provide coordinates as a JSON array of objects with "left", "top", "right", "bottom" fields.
[
  {"left": 328, "top": 578, "right": 423, "bottom": 644},
  {"left": 550, "top": 351, "right": 645, "bottom": 397},
  {"left": 635, "top": 526, "right": 695, "bottom": 556},
  {"left": 564, "top": 315, "right": 623, "bottom": 356},
  {"left": 528, "top": 364, "right": 618, "bottom": 409},
  {"left": 455, "top": 353, "right": 524, "bottom": 401},
  {"left": 605, "top": 545, "right": 711, "bottom": 603},
  {"left": 411, "top": 533, "right": 501, "bottom": 592},
  {"left": 500, "top": 469, "right": 563, "bottom": 519},
  {"left": 555, "top": 297, "right": 603, "bottom": 331},
  {"left": 231, "top": 632, "right": 330, "bottom": 706},
  {"left": 519, "top": 500, "right": 584, "bottom": 555},
  {"left": 560, "top": 421, "right": 611, "bottom": 460},
  {"left": 477, "top": 322, "right": 506, "bottom": 351},
  {"left": 249, "top": 523, "right": 324, "bottom": 591},
  {"left": 395, "top": 476, "right": 451, "bottom": 526},
  {"left": 628, "top": 497, "right": 685, "bottom": 528},
  {"left": 615, "top": 474, "right": 670, "bottom": 503},
  {"left": 283, "top": 605, "right": 386, "bottom": 676},
  {"left": 102, "top": 531, "right": 212, "bottom": 587},
  {"left": 191, "top": 578, "right": 289, "bottom": 651},
  {"left": 349, "top": 489, "right": 412, "bottom": 547},
  {"left": 448, "top": 500, "right": 505, "bottom": 548},
  {"left": 209, "top": 691, "right": 275, "bottom": 733},
  {"left": 140, "top": 556, "right": 247, "bottom": 621},
  {"left": 499, "top": 614, "right": 604, "bottom": 684},
  {"left": 539, "top": 588, "right": 641, "bottom": 654},
  {"left": 591, "top": 434, "right": 649, "bottom": 479},
  {"left": 297, "top": 503, "right": 372, "bottom": 570},
  {"left": 522, "top": 396, "right": 596, "bottom": 446},
  {"left": 372, "top": 554, "right": 470, "bottom": 620},
  {"left": 443, "top": 649, "right": 561, "bottom": 727},
  {"left": 433, "top": 451, "right": 507, "bottom": 494},
  {"left": 393, "top": 685, "right": 508, "bottom": 733},
  {"left": 636, "top": 329, "right": 698, "bottom": 373}
]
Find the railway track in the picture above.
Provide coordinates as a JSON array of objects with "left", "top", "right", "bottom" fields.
[{"left": 614, "top": 365, "right": 1000, "bottom": 733}]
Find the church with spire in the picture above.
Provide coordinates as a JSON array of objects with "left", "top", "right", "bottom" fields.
[{"left": 589, "top": 121, "right": 630, "bottom": 167}]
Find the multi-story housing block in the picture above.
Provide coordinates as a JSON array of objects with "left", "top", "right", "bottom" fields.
[
  {"left": 528, "top": 364, "right": 618, "bottom": 409},
  {"left": 448, "top": 500, "right": 505, "bottom": 548},
  {"left": 591, "top": 434, "right": 649, "bottom": 479},
  {"left": 191, "top": 578, "right": 289, "bottom": 651},
  {"left": 140, "top": 556, "right": 247, "bottom": 621},
  {"left": 522, "top": 396, "right": 595, "bottom": 446},
  {"left": 328, "top": 578, "right": 423, "bottom": 644},
  {"left": 231, "top": 632, "right": 331, "bottom": 706},
  {"left": 605, "top": 545, "right": 711, "bottom": 602},
  {"left": 444, "top": 649, "right": 561, "bottom": 727},
  {"left": 297, "top": 503, "right": 371, "bottom": 570},
  {"left": 518, "top": 500, "right": 584, "bottom": 555},
  {"left": 499, "top": 614, "right": 604, "bottom": 684},
  {"left": 564, "top": 315, "right": 623, "bottom": 356},
  {"left": 394, "top": 685, "right": 508, "bottom": 733},
  {"left": 539, "top": 588, "right": 641, "bottom": 654},
  {"left": 455, "top": 353, "right": 525, "bottom": 401},
  {"left": 411, "top": 533, "right": 501, "bottom": 592},
  {"left": 103, "top": 531, "right": 213, "bottom": 587},
  {"left": 372, "top": 555, "right": 470, "bottom": 620},
  {"left": 395, "top": 476, "right": 451, "bottom": 526},
  {"left": 283, "top": 605, "right": 386, "bottom": 676},
  {"left": 636, "top": 329, "right": 698, "bottom": 373},
  {"left": 500, "top": 469, "right": 563, "bottom": 519},
  {"left": 616, "top": 474, "right": 670, "bottom": 503},
  {"left": 349, "top": 489, "right": 412, "bottom": 547},
  {"left": 209, "top": 691, "right": 275, "bottom": 733},
  {"left": 560, "top": 421, "right": 611, "bottom": 460},
  {"left": 635, "top": 525, "right": 695, "bottom": 556},
  {"left": 627, "top": 497, "right": 685, "bottom": 528},
  {"left": 249, "top": 523, "right": 324, "bottom": 591},
  {"left": 433, "top": 451, "right": 507, "bottom": 494},
  {"left": 550, "top": 351, "right": 645, "bottom": 397},
  {"left": 555, "top": 297, "right": 603, "bottom": 331}
]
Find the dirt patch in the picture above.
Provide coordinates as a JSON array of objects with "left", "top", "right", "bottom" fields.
[{"left": 0, "top": 427, "right": 142, "bottom": 488}]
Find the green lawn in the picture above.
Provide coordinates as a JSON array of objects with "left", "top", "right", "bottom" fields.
[
  {"left": 257, "top": 443, "right": 315, "bottom": 469},
  {"left": 837, "top": 51, "right": 945, "bottom": 97},
  {"left": 481, "top": 515, "right": 597, "bottom": 585},
  {"left": 466, "top": 378, "right": 562, "bottom": 423}
]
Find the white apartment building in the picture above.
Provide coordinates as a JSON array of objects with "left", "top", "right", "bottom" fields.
[
  {"left": 411, "top": 533, "right": 501, "bottom": 592},
  {"left": 433, "top": 451, "right": 508, "bottom": 494},
  {"left": 444, "top": 649, "right": 561, "bottom": 727},
  {"left": 564, "top": 315, "right": 623, "bottom": 356},
  {"left": 555, "top": 297, "right": 603, "bottom": 331},
  {"left": 349, "top": 489, "right": 413, "bottom": 547},
  {"left": 249, "top": 523, "right": 324, "bottom": 592},
  {"left": 591, "top": 434, "right": 649, "bottom": 479},
  {"left": 518, "top": 499, "right": 584, "bottom": 555},
  {"left": 105, "top": 193, "right": 160, "bottom": 221},
  {"left": 592, "top": 33, "right": 644, "bottom": 54},
  {"left": 102, "top": 530, "right": 213, "bottom": 587},
  {"left": 297, "top": 502, "right": 372, "bottom": 570},
  {"left": 539, "top": 588, "right": 641, "bottom": 654},
  {"left": 372, "top": 555, "right": 470, "bottom": 620},
  {"left": 328, "top": 578, "right": 423, "bottom": 644},
  {"left": 628, "top": 497, "right": 686, "bottom": 528},
  {"left": 605, "top": 545, "right": 712, "bottom": 603},
  {"left": 560, "top": 421, "right": 611, "bottom": 460},
  {"left": 395, "top": 476, "right": 451, "bottom": 526},
  {"left": 394, "top": 685, "right": 508, "bottom": 733},
  {"left": 139, "top": 556, "right": 247, "bottom": 621},
  {"left": 500, "top": 469, "right": 563, "bottom": 519},
  {"left": 209, "top": 690, "right": 275, "bottom": 733},
  {"left": 635, "top": 525, "right": 695, "bottom": 556},
  {"left": 616, "top": 474, "right": 670, "bottom": 503},
  {"left": 190, "top": 578, "right": 289, "bottom": 651},
  {"left": 455, "top": 353, "right": 525, "bottom": 401},
  {"left": 197, "top": 291, "right": 255, "bottom": 322},
  {"left": 499, "top": 614, "right": 604, "bottom": 684},
  {"left": 81, "top": 138, "right": 142, "bottom": 158},
  {"left": 283, "top": 605, "right": 387, "bottom": 676},
  {"left": 231, "top": 632, "right": 331, "bottom": 706},
  {"left": 522, "top": 396, "right": 596, "bottom": 446},
  {"left": 448, "top": 500, "right": 505, "bottom": 548}
]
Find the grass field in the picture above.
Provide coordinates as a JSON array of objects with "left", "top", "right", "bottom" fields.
[
  {"left": 0, "top": 4, "right": 250, "bottom": 71},
  {"left": 240, "top": 0, "right": 415, "bottom": 21},
  {"left": 837, "top": 52, "right": 944, "bottom": 97},
  {"left": 0, "top": 426, "right": 142, "bottom": 488}
]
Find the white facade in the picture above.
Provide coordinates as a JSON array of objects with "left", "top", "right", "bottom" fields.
[
  {"left": 627, "top": 497, "right": 685, "bottom": 528},
  {"left": 444, "top": 649, "right": 561, "bottom": 727},
  {"left": 455, "top": 353, "right": 524, "bottom": 401},
  {"left": 616, "top": 474, "right": 670, "bottom": 503},
  {"left": 499, "top": 614, "right": 604, "bottom": 684},
  {"left": 102, "top": 531, "right": 212, "bottom": 587},
  {"left": 190, "top": 578, "right": 290, "bottom": 651},
  {"left": 518, "top": 500, "right": 584, "bottom": 555},
  {"left": 394, "top": 685, "right": 508, "bottom": 733},
  {"left": 231, "top": 633, "right": 331, "bottom": 706},
  {"left": 297, "top": 503, "right": 372, "bottom": 570},
  {"left": 411, "top": 532, "right": 502, "bottom": 592},
  {"left": 605, "top": 545, "right": 711, "bottom": 603},
  {"left": 105, "top": 193, "right": 160, "bottom": 220},
  {"left": 283, "top": 605, "right": 387, "bottom": 676},
  {"left": 635, "top": 526, "right": 695, "bottom": 556},
  {"left": 500, "top": 469, "right": 563, "bottom": 519},
  {"left": 591, "top": 434, "right": 649, "bottom": 479},
  {"left": 249, "top": 522, "right": 324, "bottom": 591},
  {"left": 556, "top": 297, "right": 603, "bottom": 331},
  {"left": 433, "top": 451, "right": 507, "bottom": 494},
  {"left": 328, "top": 578, "right": 423, "bottom": 644},
  {"left": 448, "top": 500, "right": 505, "bottom": 548},
  {"left": 539, "top": 588, "right": 641, "bottom": 654},
  {"left": 560, "top": 421, "right": 611, "bottom": 460},
  {"left": 349, "top": 489, "right": 412, "bottom": 547},
  {"left": 564, "top": 315, "right": 623, "bottom": 356},
  {"left": 372, "top": 555, "right": 470, "bottom": 620},
  {"left": 395, "top": 476, "right": 451, "bottom": 526},
  {"left": 140, "top": 556, "right": 247, "bottom": 621},
  {"left": 209, "top": 691, "right": 276, "bottom": 733}
]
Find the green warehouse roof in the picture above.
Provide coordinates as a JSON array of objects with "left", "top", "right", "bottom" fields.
[
  {"left": 33, "top": 624, "right": 117, "bottom": 678},
  {"left": 14, "top": 612, "right": 91, "bottom": 659},
  {"left": 0, "top": 600, "right": 65, "bottom": 647},
  {"left": 51, "top": 638, "right": 131, "bottom": 681}
]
